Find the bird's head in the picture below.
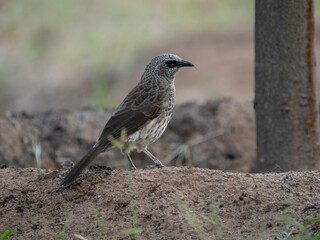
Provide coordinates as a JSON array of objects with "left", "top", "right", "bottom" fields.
[{"left": 145, "top": 53, "right": 194, "bottom": 79}]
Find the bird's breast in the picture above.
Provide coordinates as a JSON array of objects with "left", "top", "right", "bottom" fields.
[{"left": 130, "top": 110, "right": 172, "bottom": 152}]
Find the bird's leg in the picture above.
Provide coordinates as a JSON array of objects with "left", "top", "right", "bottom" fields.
[
  {"left": 124, "top": 152, "right": 137, "bottom": 170},
  {"left": 143, "top": 149, "right": 165, "bottom": 168}
]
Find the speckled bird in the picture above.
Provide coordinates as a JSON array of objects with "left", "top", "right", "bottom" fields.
[{"left": 61, "top": 54, "right": 194, "bottom": 186}]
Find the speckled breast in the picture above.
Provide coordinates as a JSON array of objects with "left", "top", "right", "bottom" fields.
[{"left": 130, "top": 108, "right": 173, "bottom": 152}]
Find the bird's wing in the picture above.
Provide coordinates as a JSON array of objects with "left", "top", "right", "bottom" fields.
[
  {"left": 97, "top": 84, "right": 162, "bottom": 146},
  {"left": 98, "top": 107, "right": 158, "bottom": 143}
]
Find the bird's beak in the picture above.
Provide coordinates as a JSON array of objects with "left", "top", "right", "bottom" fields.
[{"left": 177, "top": 60, "right": 194, "bottom": 68}]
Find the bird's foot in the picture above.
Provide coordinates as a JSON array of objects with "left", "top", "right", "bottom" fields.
[
  {"left": 142, "top": 149, "right": 166, "bottom": 168},
  {"left": 143, "top": 164, "right": 157, "bottom": 169},
  {"left": 156, "top": 162, "right": 165, "bottom": 168},
  {"left": 143, "top": 164, "right": 165, "bottom": 169}
]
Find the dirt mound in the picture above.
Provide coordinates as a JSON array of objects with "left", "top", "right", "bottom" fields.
[
  {"left": 1, "top": 167, "right": 319, "bottom": 240},
  {"left": 0, "top": 99, "right": 256, "bottom": 172}
]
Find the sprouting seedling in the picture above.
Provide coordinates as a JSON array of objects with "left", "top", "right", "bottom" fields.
[
  {"left": 30, "top": 216, "right": 72, "bottom": 240},
  {"left": 55, "top": 217, "right": 72, "bottom": 240},
  {"left": 85, "top": 208, "right": 108, "bottom": 240},
  {"left": 117, "top": 173, "right": 142, "bottom": 240},
  {"left": 266, "top": 228, "right": 294, "bottom": 240},
  {"left": 1, "top": 230, "right": 16, "bottom": 240},
  {"left": 108, "top": 128, "right": 139, "bottom": 154},
  {"left": 269, "top": 216, "right": 320, "bottom": 240},
  {"left": 118, "top": 227, "right": 142, "bottom": 239},
  {"left": 30, "top": 216, "right": 56, "bottom": 227},
  {"left": 208, "top": 201, "right": 224, "bottom": 240},
  {"left": 108, "top": 128, "right": 127, "bottom": 149},
  {"left": 108, "top": 128, "right": 139, "bottom": 169},
  {"left": 294, "top": 216, "right": 320, "bottom": 240},
  {"left": 178, "top": 202, "right": 210, "bottom": 240}
]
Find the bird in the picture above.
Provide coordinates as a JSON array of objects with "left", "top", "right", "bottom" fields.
[{"left": 60, "top": 53, "right": 194, "bottom": 186}]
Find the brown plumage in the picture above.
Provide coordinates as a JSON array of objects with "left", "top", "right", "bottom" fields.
[{"left": 61, "top": 54, "right": 194, "bottom": 186}]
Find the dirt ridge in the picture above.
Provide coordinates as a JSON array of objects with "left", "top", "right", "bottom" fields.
[{"left": 1, "top": 167, "right": 319, "bottom": 240}]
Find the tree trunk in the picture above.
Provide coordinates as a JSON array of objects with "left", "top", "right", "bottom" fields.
[{"left": 255, "top": 0, "right": 319, "bottom": 172}]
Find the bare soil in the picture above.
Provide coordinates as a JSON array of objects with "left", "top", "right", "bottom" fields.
[{"left": 1, "top": 167, "right": 320, "bottom": 240}]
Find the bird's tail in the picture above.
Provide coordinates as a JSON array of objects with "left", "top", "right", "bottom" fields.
[{"left": 60, "top": 147, "right": 102, "bottom": 187}]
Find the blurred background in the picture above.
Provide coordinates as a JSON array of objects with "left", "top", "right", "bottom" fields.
[{"left": 0, "top": 0, "right": 319, "bottom": 114}]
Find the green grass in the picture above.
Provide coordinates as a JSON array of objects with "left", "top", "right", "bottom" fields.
[
  {"left": 30, "top": 216, "right": 72, "bottom": 240},
  {"left": 179, "top": 202, "right": 211, "bottom": 240},
  {"left": 267, "top": 216, "right": 320, "bottom": 240},
  {"left": 1, "top": 230, "right": 16, "bottom": 240},
  {"left": 208, "top": 201, "right": 224, "bottom": 240},
  {"left": 291, "top": 216, "right": 320, "bottom": 240},
  {"left": 117, "top": 181, "right": 142, "bottom": 240},
  {"left": 55, "top": 217, "right": 72, "bottom": 240}
]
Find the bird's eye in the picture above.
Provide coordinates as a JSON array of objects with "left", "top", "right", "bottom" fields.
[{"left": 166, "top": 60, "right": 179, "bottom": 68}]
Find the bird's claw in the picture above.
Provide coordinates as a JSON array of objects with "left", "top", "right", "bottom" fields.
[{"left": 143, "top": 164, "right": 165, "bottom": 169}]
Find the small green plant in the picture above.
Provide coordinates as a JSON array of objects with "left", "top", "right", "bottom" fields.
[
  {"left": 55, "top": 217, "right": 72, "bottom": 240},
  {"left": 109, "top": 130, "right": 142, "bottom": 239},
  {"left": 87, "top": 207, "right": 108, "bottom": 239},
  {"left": 266, "top": 228, "right": 294, "bottom": 240},
  {"left": 1, "top": 230, "right": 16, "bottom": 240},
  {"left": 208, "top": 201, "right": 224, "bottom": 240},
  {"left": 118, "top": 227, "right": 142, "bottom": 239},
  {"left": 30, "top": 216, "right": 72, "bottom": 240},
  {"left": 179, "top": 202, "right": 211, "bottom": 240},
  {"left": 116, "top": 168, "right": 142, "bottom": 240},
  {"left": 108, "top": 128, "right": 138, "bottom": 155},
  {"left": 30, "top": 216, "right": 55, "bottom": 227},
  {"left": 269, "top": 216, "right": 320, "bottom": 240},
  {"left": 178, "top": 199, "right": 227, "bottom": 240},
  {"left": 291, "top": 216, "right": 320, "bottom": 240},
  {"left": 108, "top": 128, "right": 139, "bottom": 169}
]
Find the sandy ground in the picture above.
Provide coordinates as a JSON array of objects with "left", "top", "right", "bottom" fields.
[{"left": 1, "top": 167, "right": 319, "bottom": 240}]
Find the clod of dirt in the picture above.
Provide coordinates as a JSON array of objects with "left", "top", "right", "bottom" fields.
[{"left": 1, "top": 167, "right": 319, "bottom": 240}]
